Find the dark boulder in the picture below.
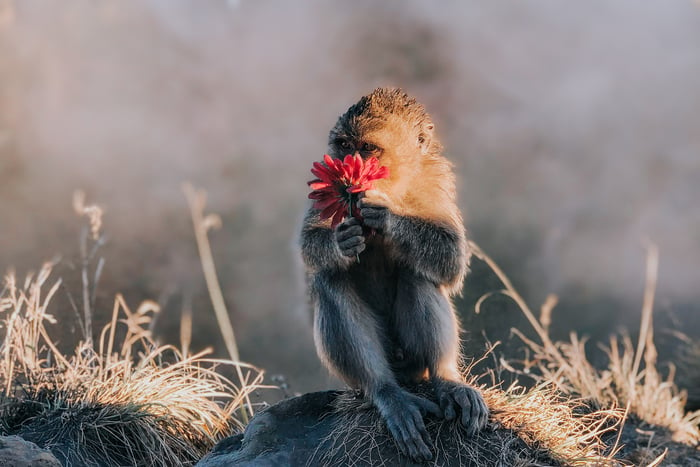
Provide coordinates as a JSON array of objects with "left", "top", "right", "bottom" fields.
[
  {"left": 197, "top": 388, "right": 558, "bottom": 466},
  {"left": 0, "top": 435, "right": 61, "bottom": 467}
]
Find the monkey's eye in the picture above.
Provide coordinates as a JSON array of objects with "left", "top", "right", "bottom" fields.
[
  {"left": 361, "top": 142, "right": 378, "bottom": 153},
  {"left": 334, "top": 138, "right": 351, "bottom": 150},
  {"left": 418, "top": 135, "right": 425, "bottom": 145}
]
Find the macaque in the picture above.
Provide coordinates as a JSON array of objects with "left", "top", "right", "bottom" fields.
[{"left": 300, "top": 88, "right": 488, "bottom": 462}]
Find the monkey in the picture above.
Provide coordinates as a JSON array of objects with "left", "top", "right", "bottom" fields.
[{"left": 300, "top": 88, "right": 488, "bottom": 462}]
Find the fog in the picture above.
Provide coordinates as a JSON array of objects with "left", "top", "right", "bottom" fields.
[{"left": 1, "top": 0, "right": 699, "bottom": 393}]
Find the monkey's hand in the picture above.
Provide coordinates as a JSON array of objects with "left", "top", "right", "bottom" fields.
[
  {"left": 374, "top": 384, "right": 442, "bottom": 462},
  {"left": 435, "top": 380, "right": 489, "bottom": 436},
  {"left": 334, "top": 217, "right": 365, "bottom": 258},
  {"left": 358, "top": 190, "right": 393, "bottom": 232}
]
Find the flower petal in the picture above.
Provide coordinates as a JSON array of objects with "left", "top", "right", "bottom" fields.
[
  {"left": 367, "top": 165, "right": 389, "bottom": 181},
  {"left": 343, "top": 154, "right": 354, "bottom": 168},
  {"left": 311, "top": 163, "right": 335, "bottom": 181},
  {"left": 353, "top": 154, "right": 363, "bottom": 181},
  {"left": 347, "top": 185, "right": 368, "bottom": 193},
  {"left": 331, "top": 209, "right": 346, "bottom": 228},
  {"left": 313, "top": 196, "right": 340, "bottom": 211},
  {"left": 309, "top": 187, "right": 336, "bottom": 200},
  {"left": 358, "top": 157, "right": 373, "bottom": 179},
  {"left": 308, "top": 181, "right": 333, "bottom": 190},
  {"left": 320, "top": 203, "right": 343, "bottom": 221},
  {"left": 331, "top": 156, "right": 345, "bottom": 172}
]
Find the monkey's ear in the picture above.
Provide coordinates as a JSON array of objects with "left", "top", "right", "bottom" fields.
[{"left": 418, "top": 122, "right": 434, "bottom": 155}]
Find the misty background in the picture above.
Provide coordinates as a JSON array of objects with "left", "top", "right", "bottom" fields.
[{"left": 1, "top": 0, "right": 699, "bottom": 395}]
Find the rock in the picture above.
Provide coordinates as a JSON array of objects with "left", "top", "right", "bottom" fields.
[
  {"left": 0, "top": 436, "right": 61, "bottom": 467},
  {"left": 197, "top": 388, "right": 558, "bottom": 466}
]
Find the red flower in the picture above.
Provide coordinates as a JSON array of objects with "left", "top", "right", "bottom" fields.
[{"left": 308, "top": 154, "right": 390, "bottom": 228}]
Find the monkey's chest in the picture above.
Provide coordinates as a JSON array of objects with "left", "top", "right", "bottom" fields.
[{"left": 348, "top": 240, "right": 398, "bottom": 314}]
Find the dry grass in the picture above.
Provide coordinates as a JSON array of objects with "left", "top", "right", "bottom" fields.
[
  {"left": 313, "top": 379, "right": 620, "bottom": 467},
  {"left": 0, "top": 262, "right": 263, "bottom": 466},
  {"left": 480, "top": 381, "right": 621, "bottom": 465},
  {"left": 183, "top": 183, "right": 251, "bottom": 424},
  {"left": 471, "top": 240, "right": 700, "bottom": 465}
]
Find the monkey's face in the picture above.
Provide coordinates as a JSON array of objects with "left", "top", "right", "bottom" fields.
[{"left": 328, "top": 113, "right": 428, "bottom": 198}]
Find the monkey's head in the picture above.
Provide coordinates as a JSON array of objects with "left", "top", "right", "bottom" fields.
[
  {"left": 328, "top": 88, "right": 443, "bottom": 193},
  {"left": 327, "top": 88, "right": 457, "bottom": 224}
]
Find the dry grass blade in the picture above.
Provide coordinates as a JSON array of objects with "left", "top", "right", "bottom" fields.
[
  {"left": 73, "top": 190, "right": 105, "bottom": 347},
  {"left": 645, "top": 449, "right": 668, "bottom": 467},
  {"left": 631, "top": 242, "right": 658, "bottom": 380},
  {"left": 470, "top": 241, "right": 566, "bottom": 370},
  {"left": 181, "top": 296, "right": 193, "bottom": 358},
  {"left": 183, "top": 182, "right": 253, "bottom": 423},
  {"left": 182, "top": 183, "right": 239, "bottom": 362}
]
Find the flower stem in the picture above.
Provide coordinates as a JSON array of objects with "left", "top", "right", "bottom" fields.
[{"left": 349, "top": 199, "right": 360, "bottom": 263}]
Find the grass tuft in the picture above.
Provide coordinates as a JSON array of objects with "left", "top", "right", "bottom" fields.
[
  {"left": 0, "top": 263, "right": 263, "bottom": 466},
  {"left": 480, "top": 381, "right": 621, "bottom": 465},
  {"left": 470, "top": 240, "right": 700, "bottom": 464}
]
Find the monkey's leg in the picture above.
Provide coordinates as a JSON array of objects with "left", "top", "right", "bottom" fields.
[
  {"left": 393, "top": 270, "right": 489, "bottom": 436},
  {"left": 312, "top": 272, "right": 442, "bottom": 462}
]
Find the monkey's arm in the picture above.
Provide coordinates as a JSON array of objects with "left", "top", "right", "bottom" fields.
[
  {"left": 300, "top": 209, "right": 365, "bottom": 272},
  {"left": 391, "top": 215, "right": 467, "bottom": 284},
  {"left": 361, "top": 201, "right": 467, "bottom": 285}
]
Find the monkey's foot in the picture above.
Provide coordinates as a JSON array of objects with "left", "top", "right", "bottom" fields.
[
  {"left": 374, "top": 384, "right": 442, "bottom": 462},
  {"left": 435, "top": 380, "right": 489, "bottom": 436}
]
